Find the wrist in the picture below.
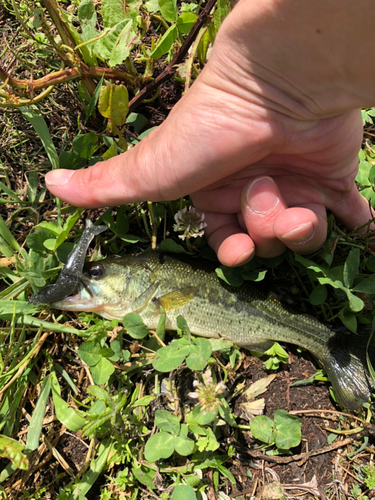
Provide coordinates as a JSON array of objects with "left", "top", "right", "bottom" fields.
[{"left": 207, "top": 0, "right": 375, "bottom": 119}]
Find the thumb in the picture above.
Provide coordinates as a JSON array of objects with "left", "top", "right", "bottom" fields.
[
  {"left": 45, "top": 77, "right": 274, "bottom": 207},
  {"left": 45, "top": 128, "right": 184, "bottom": 207}
]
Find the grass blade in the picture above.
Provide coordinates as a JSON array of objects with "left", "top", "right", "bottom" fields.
[
  {"left": 0, "top": 214, "right": 20, "bottom": 252},
  {"left": 25, "top": 375, "right": 51, "bottom": 452},
  {"left": 0, "top": 181, "right": 22, "bottom": 203},
  {"left": 20, "top": 106, "right": 59, "bottom": 170},
  {"left": 72, "top": 439, "right": 113, "bottom": 496}
]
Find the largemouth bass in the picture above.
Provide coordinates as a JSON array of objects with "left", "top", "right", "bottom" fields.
[
  {"left": 52, "top": 252, "right": 372, "bottom": 410},
  {"left": 30, "top": 220, "right": 106, "bottom": 305}
]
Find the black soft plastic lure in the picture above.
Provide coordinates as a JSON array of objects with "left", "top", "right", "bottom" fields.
[{"left": 30, "top": 219, "right": 106, "bottom": 305}]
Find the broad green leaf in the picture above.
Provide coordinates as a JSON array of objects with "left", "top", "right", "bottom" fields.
[
  {"left": 356, "top": 158, "right": 372, "bottom": 185},
  {"left": 43, "top": 239, "right": 57, "bottom": 251},
  {"left": 250, "top": 415, "right": 275, "bottom": 445},
  {"left": 241, "top": 269, "right": 267, "bottom": 282},
  {"left": 218, "top": 398, "right": 236, "bottom": 426},
  {"left": 95, "top": 19, "right": 140, "bottom": 67},
  {"left": 137, "top": 126, "right": 158, "bottom": 140},
  {"left": 144, "top": 0, "right": 159, "bottom": 12},
  {"left": 309, "top": 284, "right": 327, "bottom": 305},
  {"left": 78, "top": 0, "right": 98, "bottom": 62},
  {"left": 317, "top": 277, "right": 364, "bottom": 312},
  {"left": 158, "top": 0, "right": 177, "bottom": 23},
  {"left": 72, "top": 132, "right": 99, "bottom": 158},
  {"left": 144, "top": 432, "right": 175, "bottom": 461},
  {"left": 274, "top": 410, "right": 302, "bottom": 450},
  {"left": 369, "top": 164, "right": 375, "bottom": 185},
  {"left": 347, "top": 291, "right": 364, "bottom": 313},
  {"left": 352, "top": 274, "right": 375, "bottom": 294},
  {"left": 59, "top": 150, "right": 86, "bottom": 170},
  {"left": 217, "top": 464, "right": 236, "bottom": 484},
  {"left": 132, "top": 466, "right": 156, "bottom": 490},
  {"left": 98, "top": 84, "right": 129, "bottom": 127},
  {"left": 343, "top": 248, "right": 360, "bottom": 288},
  {"left": 176, "top": 12, "right": 197, "bottom": 34},
  {"left": 102, "top": 0, "right": 125, "bottom": 27},
  {"left": 359, "top": 187, "right": 375, "bottom": 206},
  {"left": 339, "top": 307, "right": 357, "bottom": 333},
  {"left": 362, "top": 110, "right": 373, "bottom": 125},
  {"left": 126, "top": 112, "right": 148, "bottom": 133},
  {"left": 78, "top": 0, "right": 97, "bottom": 27},
  {"left": 158, "top": 0, "right": 177, "bottom": 22},
  {"left": 196, "top": 427, "right": 219, "bottom": 452},
  {"left": 90, "top": 357, "right": 115, "bottom": 384},
  {"left": 26, "top": 228, "right": 53, "bottom": 253},
  {"left": 102, "top": 141, "right": 118, "bottom": 159},
  {"left": 213, "top": 0, "right": 231, "bottom": 31},
  {"left": 155, "top": 410, "right": 180, "bottom": 435},
  {"left": 132, "top": 395, "right": 155, "bottom": 407},
  {"left": 87, "top": 385, "right": 112, "bottom": 405},
  {"left": 123, "top": 313, "right": 149, "bottom": 339},
  {"left": 39, "top": 221, "right": 63, "bottom": 237},
  {"left": 158, "top": 238, "right": 187, "bottom": 253},
  {"left": 174, "top": 435, "right": 195, "bottom": 456},
  {"left": 108, "top": 337, "right": 122, "bottom": 361},
  {"left": 152, "top": 343, "right": 190, "bottom": 371},
  {"left": 263, "top": 343, "right": 289, "bottom": 363},
  {"left": 0, "top": 435, "right": 28, "bottom": 471},
  {"left": 176, "top": 315, "right": 191, "bottom": 337},
  {"left": 186, "top": 338, "right": 212, "bottom": 371},
  {"left": 171, "top": 484, "right": 197, "bottom": 500},
  {"left": 77, "top": 341, "right": 102, "bottom": 366},
  {"left": 216, "top": 266, "right": 244, "bottom": 287},
  {"left": 191, "top": 404, "right": 218, "bottom": 425},
  {"left": 150, "top": 25, "right": 178, "bottom": 59},
  {"left": 366, "top": 255, "right": 375, "bottom": 272},
  {"left": 294, "top": 254, "right": 328, "bottom": 276}
]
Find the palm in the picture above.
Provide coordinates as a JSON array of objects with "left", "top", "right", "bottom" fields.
[{"left": 189, "top": 108, "right": 368, "bottom": 264}]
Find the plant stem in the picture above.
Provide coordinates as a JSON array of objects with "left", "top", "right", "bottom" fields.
[{"left": 128, "top": 0, "right": 218, "bottom": 113}]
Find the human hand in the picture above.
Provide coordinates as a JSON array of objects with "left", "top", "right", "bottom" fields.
[{"left": 46, "top": 0, "right": 374, "bottom": 266}]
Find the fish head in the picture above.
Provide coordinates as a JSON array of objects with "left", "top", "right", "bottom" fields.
[{"left": 52, "top": 255, "right": 156, "bottom": 320}]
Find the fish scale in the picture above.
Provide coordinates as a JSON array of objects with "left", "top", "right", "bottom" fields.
[{"left": 51, "top": 252, "right": 373, "bottom": 410}]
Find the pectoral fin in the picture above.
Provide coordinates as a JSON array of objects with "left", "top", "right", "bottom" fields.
[{"left": 156, "top": 287, "right": 197, "bottom": 312}]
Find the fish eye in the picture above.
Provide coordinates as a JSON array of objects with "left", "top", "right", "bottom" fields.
[{"left": 88, "top": 265, "right": 104, "bottom": 280}]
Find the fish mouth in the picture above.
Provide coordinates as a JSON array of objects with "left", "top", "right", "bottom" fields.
[{"left": 52, "top": 277, "right": 99, "bottom": 310}]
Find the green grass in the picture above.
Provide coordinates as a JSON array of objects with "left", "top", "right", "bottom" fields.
[{"left": 2, "top": 0, "right": 375, "bottom": 498}]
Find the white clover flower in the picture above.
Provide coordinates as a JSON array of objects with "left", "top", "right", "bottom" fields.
[
  {"left": 173, "top": 206, "right": 207, "bottom": 240},
  {"left": 188, "top": 368, "right": 227, "bottom": 413}
]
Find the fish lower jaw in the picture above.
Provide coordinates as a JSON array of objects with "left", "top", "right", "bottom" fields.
[{"left": 53, "top": 298, "right": 127, "bottom": 321}]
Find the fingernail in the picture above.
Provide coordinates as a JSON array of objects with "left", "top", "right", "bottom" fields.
[
  {"left": 246, "top": 177, "right": 280, "bottom": 214},
  {"left": 232, "top": 248, "right": 254, "bottom": 267},
  {"left": 46, "top": 169, "right": 74, "bottom": 187},
  {"left": 281, "top": 222, "right": 315, "bottom": 244}
]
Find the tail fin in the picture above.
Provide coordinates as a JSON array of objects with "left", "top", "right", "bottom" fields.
[
  {"left": 85, "top": 219, "right": 107, "bottom": 237},
  {"left": 322, "top": 330, "right": 373, "bottom": 410}
]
